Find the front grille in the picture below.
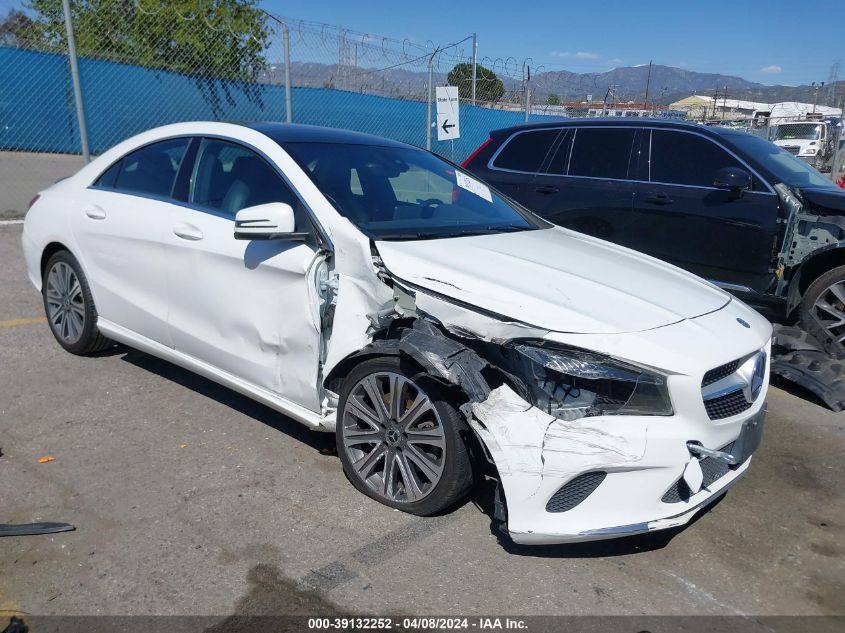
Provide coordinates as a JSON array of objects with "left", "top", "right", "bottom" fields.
[
  {"left": 783, "top": 145, "right": 800, "bottom": 155},
  {"left": 662, "top": 442, "right": 735, "bottom": 503},
  {"left": 702, "top": 359, "right": 741, "bottom": 387},
  {"left": 704, "top": 389, "right": 753, "bottom": 420},
  {"left": 546, "top": 471, "right": 606, "bottom": 513}
]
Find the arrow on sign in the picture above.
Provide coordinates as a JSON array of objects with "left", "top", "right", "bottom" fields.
[{"left": 441, "top": 119, "right": 456, "bottom": 134}]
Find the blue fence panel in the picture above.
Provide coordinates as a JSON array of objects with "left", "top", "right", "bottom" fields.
[
  {"left": 1, "top": 47, "right": 567, "bottom": 162},
  {"left": 0, "top": 47, "right": 80, "bottom": 153}
]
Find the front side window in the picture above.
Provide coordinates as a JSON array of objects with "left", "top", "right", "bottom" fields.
[
  {"left": 284, "top": 142, "right": 545, "bottom": 240},
  {"left": 649, "top": 130, "right": 743, "bottom": 188},
  {"left": 567, "top": 128, "right": 638, "bottom": 180},
  {"left": 112, "top": 138, "right": 189, "bottom": 197},
  {"left": 729, "top": 133, "right": 838, "bottom": 189},
  {"left": 492, "top": 130, "right": 560, "bottom": 173},
  {"left": 190, "top": 138, "right": 303, "bottom": 221}
]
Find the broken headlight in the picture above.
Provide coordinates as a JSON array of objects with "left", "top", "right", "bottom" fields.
[{"left": 513, "top": 343, "right": 673, "bottom": 421}]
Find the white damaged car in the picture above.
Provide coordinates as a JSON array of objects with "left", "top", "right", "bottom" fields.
[{"left": 22, "top": 122, "right": 772, "bottom": 544}]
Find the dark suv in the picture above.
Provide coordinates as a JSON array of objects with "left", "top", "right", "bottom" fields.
[{"left": 463, "top": 119, "right": 845, "bottom": 351}]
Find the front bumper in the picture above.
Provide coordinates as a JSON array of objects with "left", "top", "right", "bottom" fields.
[{"left": 469, "top": 384, "right": 765, "bottom": 545}]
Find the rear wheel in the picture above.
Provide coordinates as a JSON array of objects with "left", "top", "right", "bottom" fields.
[
  {"left": 799, "top": 265, "right": 845, "bottom": 356},
  {"left": 42, "top": 250, "right": 112, "bottom": 355},
  {"left": 335, "top": 356, "right": 474, "bottom": 516}
]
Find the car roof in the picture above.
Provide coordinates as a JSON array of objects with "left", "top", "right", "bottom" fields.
[
  {"left": 248, "top": 122, "right": 414, "bottom": 149},
  {"left": 490, "top": 118, "right": 744, "bottom": 140}
]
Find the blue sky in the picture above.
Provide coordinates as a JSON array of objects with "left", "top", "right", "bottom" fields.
[
  {"left": 0, "top": 0, "right": 837, "bottom": 85},
  {"left": 263, "top": 0, "right": 839, "bottom": 86}
]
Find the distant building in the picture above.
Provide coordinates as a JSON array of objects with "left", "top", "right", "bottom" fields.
[
  {"left": 669, "top": 94, "right": 841, "bottom": 122},
  {"left": 532, "top": 101, "right": 684, "bottom": 119}
]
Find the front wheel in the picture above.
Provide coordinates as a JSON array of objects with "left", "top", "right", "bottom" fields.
[
  {"left": 799, "top": 265, "right": 845, "bottom": 356},
  {"left": 335, "top": 356, "right": 474, "bottom": 516},
  {"left": 42, "top": 250, "right": 112, "bottom": 355}
]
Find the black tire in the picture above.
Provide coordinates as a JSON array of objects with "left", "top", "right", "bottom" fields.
[
  {"left": 798, "top": 264, "right": 845, "bottom": 358},
  {"left": 42, "top": 250, "right": 112, "bottom": 355},
  {"left": 335, "top": 356, "right": 474, "bottom": 516}
]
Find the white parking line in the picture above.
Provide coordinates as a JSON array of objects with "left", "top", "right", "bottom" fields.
[{"left": 0, "top": 220, "right": 24, "bottom": 225}]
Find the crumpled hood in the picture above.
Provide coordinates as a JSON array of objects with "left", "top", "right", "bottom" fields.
[
  {"left": 797, "top": 186, "right": 845, "bottom": 214},
  {"left": 376, "top": 227, "right": 731, "bottom": 334}
]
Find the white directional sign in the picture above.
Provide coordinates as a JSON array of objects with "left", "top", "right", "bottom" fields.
[{"left": 436, "top": 86, "right": 460, "bottom": 141}]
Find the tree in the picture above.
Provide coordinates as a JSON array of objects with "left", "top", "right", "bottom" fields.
[
  {"left": 0, "top": 9, "right": 35, "bottom": 46},
  {"left": 546, "top": 93, "right": 560, "bottom": 106},
  {"left": 447, "top": 62, "right": 504, "bottom": 103},
  {"left": 25, "top": 0, "right": 270, "bottom": 82}
]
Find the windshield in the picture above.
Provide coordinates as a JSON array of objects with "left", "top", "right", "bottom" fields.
[
  {"left": 773, "top": 124, "right": 822, "bottom": 141},
  {"left": 283, "top": 142, "right": 543, "bottom": 240},
  {"left": 729, "top": 134, "right": 837, "bottom": 189}
]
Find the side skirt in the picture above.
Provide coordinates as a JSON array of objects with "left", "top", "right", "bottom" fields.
[{"left": 97, "top": 318, "right": 331, "bottom": 431}]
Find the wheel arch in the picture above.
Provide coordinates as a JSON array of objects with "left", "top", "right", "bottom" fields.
[
  {"left": 323, "top": 320, "right": 495, "bottom": 405},
  {"left": 40, "top": 241, "right": 73, "bottom": 279},
  {"left": 788, "top": 246, "right": 845, "bottom": 315}
]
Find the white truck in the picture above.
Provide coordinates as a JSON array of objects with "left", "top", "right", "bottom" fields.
[{"left": 768, "top": 120, "right": 835, "bottom": 171}]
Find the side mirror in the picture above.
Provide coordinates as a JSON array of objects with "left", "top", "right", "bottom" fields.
[
  {"left": 714, "top": 167, "right": 751, "bottom": 198},
  {"left": 234, "top": 202, "right": 307, "bottom": 241}
]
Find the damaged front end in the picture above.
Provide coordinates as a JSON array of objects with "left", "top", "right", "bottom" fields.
[{"left": 315, "top": 244, "right": 764, "bottom": 544}]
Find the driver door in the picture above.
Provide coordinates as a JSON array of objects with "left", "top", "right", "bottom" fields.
[{"left": 165, "top": 137, "right": 324, "bottom": 412}]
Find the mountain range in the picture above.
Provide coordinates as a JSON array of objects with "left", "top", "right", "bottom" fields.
[{"left": 281, "top": 61, "right": 844, "bottom": 108}]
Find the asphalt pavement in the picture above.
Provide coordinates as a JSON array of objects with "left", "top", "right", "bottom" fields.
[{"left": 1, "top": 223, "right": 843, "bottom": 618}]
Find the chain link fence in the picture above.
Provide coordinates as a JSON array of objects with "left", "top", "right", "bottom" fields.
[
  {"left": 0, "top": 0, "right": 571, "bottom": 216},
  {"left": 2, "top": 1, "right": 842, "bottom": 217}
]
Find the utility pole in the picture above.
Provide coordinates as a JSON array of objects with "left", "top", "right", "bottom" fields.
[
  {"left": 471, "top": 33, "right": 477, "bottom": 105},
  {"left": 713, "top": 84, "right": 719, "bottom": 119},
  {"left": 643, "top": 60, "right": 652, "bottom": 109},
  {"left": 722, "top": 84, "right": 727, "bottom": 120},
  {"left": 812, "top": 82, "right": 825, "bottom": 113}
]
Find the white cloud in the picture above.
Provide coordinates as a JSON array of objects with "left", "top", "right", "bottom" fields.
[
  {"left": 607, "top": 57, "right": 623, "bottom": 65},
  {"left": 760, "top": 64, "right": 782, "bottom": 74},
  {"left": 550, "top": 51, "right": 570, "bottom": 57},
  {"left": 575, "top": 51, "right": 601, "bottom": 60}
]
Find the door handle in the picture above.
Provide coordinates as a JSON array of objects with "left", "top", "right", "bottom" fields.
[
  {"left": 534, "top": 185, "right": 559, "bottom": 195},
  {"left": 84, "top": 205, "right": 106, "bottom": 220},
  {"left": 173, "top": 223, "right": 203, "bottom": 241},
  {"left": 643, "top": 192, "right": 673, "bottom": 205}
]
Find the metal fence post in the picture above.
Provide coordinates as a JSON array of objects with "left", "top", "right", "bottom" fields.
[
  {"left": 426, "top": 47, "right": 439, "bottom": 151},
  {"left": 471, "top": 33, "right": 477, "bottom": 105},
  {"left": 283, "top": 23, "right": 292, "bottom": 123},
  {"left": 62, "top": 0, "right": 90, "bottom": 162}
]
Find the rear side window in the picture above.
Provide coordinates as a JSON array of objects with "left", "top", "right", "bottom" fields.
[
  {"left": 567, "top": 128, "right": 638, "bottom": 179},
  {"left": 492, "top": 130, "right": 560, "bottom": 172},
  {"left": 649, "top": 130, "right": 743, "bottom": 188},
  {"left": 113, "top": 138, "right": 189, "bottom": 197},
  {"left": 94, "top": 161, "right": 121, "bottom": 188}
]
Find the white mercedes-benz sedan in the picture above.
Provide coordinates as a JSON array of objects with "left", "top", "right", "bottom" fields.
[{"left": 22, "top": 122, "right": 772, "bottom": 544}]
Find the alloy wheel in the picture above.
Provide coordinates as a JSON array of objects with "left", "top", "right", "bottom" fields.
[
  {"left": 341, "top": 372, "right": 446, "bottom": 503},
  {"left": 45, "top": 261, "right": 85, "bottom": 345}
]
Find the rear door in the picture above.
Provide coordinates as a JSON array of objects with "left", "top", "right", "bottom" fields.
[
  {"left": 522, "top": 126, "right": 645, "bottom": 247},
  {"left": 74, "top": 137, "right": 191, "bottom": 345},
  {"left": 479, "top": 128, "right": 561, "bottom": 199},
  {"left": 631, "top": 129, "right": 780, "bottom": 292}
]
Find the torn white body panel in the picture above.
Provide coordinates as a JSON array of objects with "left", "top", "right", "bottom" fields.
[{"left": 469, "top": 382, "right": 760, "bottom": 545}]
